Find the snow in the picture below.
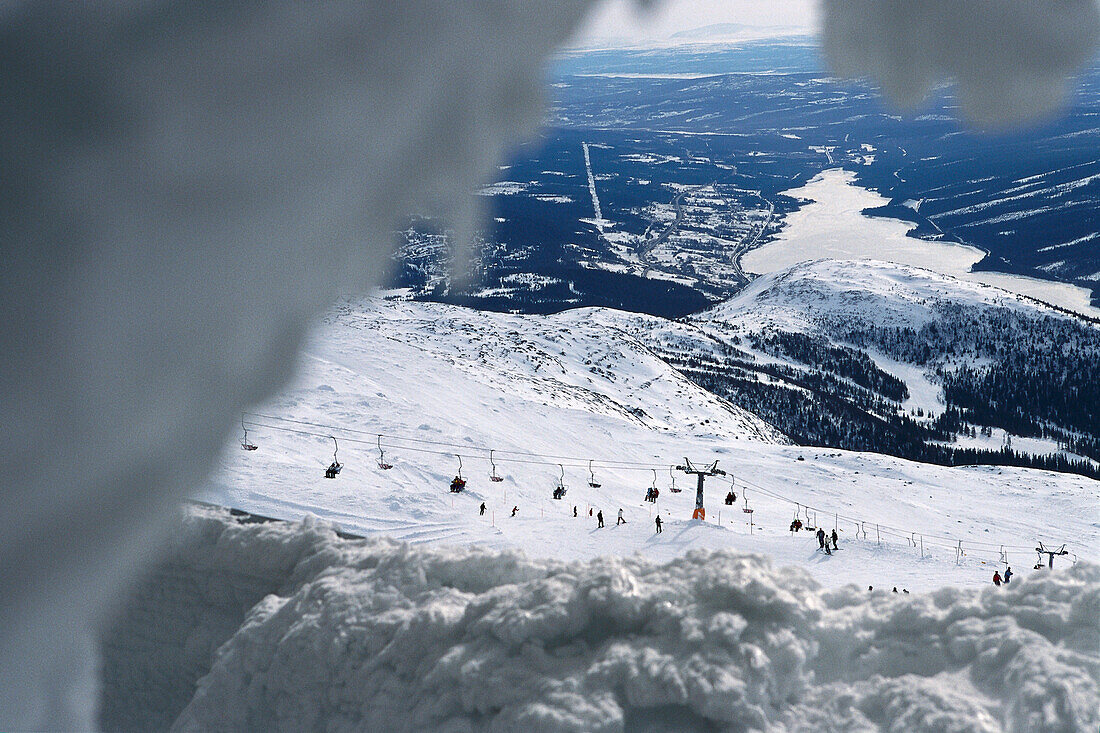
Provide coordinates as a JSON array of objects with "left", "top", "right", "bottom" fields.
[
  {"left": 740, "top": 170, "right": 1100, "bottom": 319},
  {"left": 99, "top": 504, "right": 1100, "bottom": 732},
  {"left": 864, "top": 348, "right": 944, "bottom": 415},
  {"left": 583, "top": 141, "right": 612, "bottom": 228},
  {"left": 479, "top": 181, "right": 535, "bottom": 196},
  {"left": 199, "top": 294, "right": 1100, "bottom": 598}
]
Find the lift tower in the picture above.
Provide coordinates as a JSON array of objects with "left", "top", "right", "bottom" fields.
[
  {"left": 678, "top": 459, "right": 726, "bottom": 520},
  {"left": 1035, "top": 542, "right": 1069, "bottom": 570}
]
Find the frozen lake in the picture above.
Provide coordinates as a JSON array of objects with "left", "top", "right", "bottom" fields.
[{"left": 741, "top": 169, "right": 1100, "bottom": 319}]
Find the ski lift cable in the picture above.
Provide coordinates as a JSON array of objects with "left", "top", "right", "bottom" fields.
[
  {"left": 733, "top": 473, "right": 1040, "bottom": 553},
  {"left": 240, "top": 417, "right": 1053, "bottom": 555},
  {"left": 242, "top": 416, "right": 675, "bottom": 471},
  {"left": 243, "top": 411, "right": 676, "bottom": 469},
  {"left": 240, "top": 418, "right": 671, "bottom": 471}
]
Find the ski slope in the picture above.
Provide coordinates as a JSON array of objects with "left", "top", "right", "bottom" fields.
[{"left": 201, "top": 277, "right": 1099, "bottom": 593}]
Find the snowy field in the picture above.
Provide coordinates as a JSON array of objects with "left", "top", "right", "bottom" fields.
[
  {"left": 200, "top": 290, "right": 1099, "bottom": 594},
  {"left": 740, "top": 169, "right": 1100, "bottom": 319}
]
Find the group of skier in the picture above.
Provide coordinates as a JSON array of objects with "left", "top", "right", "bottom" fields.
[
  {"left": 482, "top": 501, "right": 670, "bottom": 534},
  {"left": 815, "top": 527, "right": 839, "bottom": 554},
  {"left": 474, "top": 492, "right": 1038, "bottom": 594}
]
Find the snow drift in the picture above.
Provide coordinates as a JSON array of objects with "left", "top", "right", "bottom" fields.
[{"left": 99, "top": 505, "right": 1100, "bottom": 732}]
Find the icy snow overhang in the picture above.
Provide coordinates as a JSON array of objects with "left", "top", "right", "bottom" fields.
[{"left": 1, "top": 1, "right": 1098, "bottom": 729}]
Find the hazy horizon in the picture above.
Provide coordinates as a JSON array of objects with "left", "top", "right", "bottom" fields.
[{"left": 571, "top": 0, "right": 817, "bottom": 49}]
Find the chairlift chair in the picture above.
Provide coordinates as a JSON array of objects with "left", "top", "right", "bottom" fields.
[
  {"left": 240, "top": 417, "right": 258, "bottom": 451},
  {"left": 489, "top": 450, "right": 504, "bottom": 482},
  {"left": 553, "top": 464, "right": 567, "bottom": 499},
  {"left": 742, "top": 489, "right": 753, "bottom": 514},
  {"left": 668, "top": 465, "right": 681, "bottom": 493},
  {"left": 377, "top": 435, "right": 393, "bottom": 470},
  {"left": 450, "top": 455, "right": 467, "bottom": 492},
  {"left": 587, "top": 460, "right": 601, "bottom": 488},
  {"left": 324, "top": 436, "right": 342, "bottom": 478}
]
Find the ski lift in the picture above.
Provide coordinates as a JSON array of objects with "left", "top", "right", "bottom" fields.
[
  {"left": 645, "top": 469, "right": 659, "bottom": 503},
  {"left": 552, "top": 464, "right": 567, "bottom": 499},
  {"left": 450, "top": 455, "right": 467, "bottom": 493},
  {"left": 668, "top": 465, "right": 681, "bottom": 493},
  {"left": 377, "top": 435, "right": 393, "bottom": 470},
  {"left": 240, "top": 416, "right": 258, "bottom": 451},
  {"left": 324, "top": 436, "right": 341, "bottom": 478},
  {"left": 587, "top": 460, "right": 601, "bottom": 488},
  {"left": 742, "top": 489, "right": 753, "bottom": 514},
  {"left": 489, "top": 450, "right": 504, "bottom": 482}
]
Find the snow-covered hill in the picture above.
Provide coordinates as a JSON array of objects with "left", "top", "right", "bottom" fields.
[
  {"left": 704, "top": 258, "right": 1048, "bottom": 333},
  {"left": 200, "top": 267, "right": 1099, "bottom": 594},
  {"left": 644, "top": 259, "right": 1100, "bottom": 472}
]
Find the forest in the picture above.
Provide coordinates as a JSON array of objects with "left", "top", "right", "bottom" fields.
[{"left": 654, "top": 304, "right": 1100, "bottom": 480}]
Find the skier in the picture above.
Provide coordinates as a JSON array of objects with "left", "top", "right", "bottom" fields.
[
  {"left": 816, "top": 528, "right": 826, "bottom": 550},
  {"left": 824, "top": 541, "right": 832, "bottom": 555},
  {"left": 892, "top": 587, "right": 898, "bottom": 593},
  {"left": 1003, "top": 567, "right": 1013, "bottom": 584},
  {"left": 596, "top": 510, "right": 604, "bottom": 528},
  {"left": 992, "top": 571, "right": 1002, "bottom": 586},
  {"left": 511, "top": 505, "right": 518, "bottom": 518},
  {"left": 479, "top": 502, "right": 486, "bottom": 516},
  {"left": 573, "top": 506, "right": 578, "bottom": 518},
  {"left": 831, "top": 529, "right": 838, "bottom": 550},
  {"left": 655, "top": 515, "right": 663, "bottom": 533},
  {"left": 902, "top": 589, "right": 910, "bottom": 594},
  {"left": 617, "top": 508, "right": 625, "bottom": 525}
]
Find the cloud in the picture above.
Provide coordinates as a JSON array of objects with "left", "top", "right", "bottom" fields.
[
  {"left": 821, "top": 0, "right": 1100, "bottom": 127},
  {"left": 102, "top": 506, "right": 1100, "bottom": 732}
]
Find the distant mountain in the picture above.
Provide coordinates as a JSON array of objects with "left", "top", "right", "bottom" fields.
[
  {"left": 653, "top": 259, "right": 1100, "bottom": 475},
  {"left": 668, "top": 22, "right": 805, "bottom": 43}
]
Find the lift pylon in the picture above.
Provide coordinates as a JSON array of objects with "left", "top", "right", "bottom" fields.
[{"left": 677, "top": 459, "right": 726, "bottom": 521}]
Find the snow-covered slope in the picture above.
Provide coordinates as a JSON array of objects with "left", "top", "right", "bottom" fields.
[
  {"left": 668, "top": 259, "right": 1100, "bottom": 468},
  {"left": 703, "top": 258, "right": 1064, "bottom": 334},
  {"left": 200, "top": 285, "right": 1098, "bottom": 594}
]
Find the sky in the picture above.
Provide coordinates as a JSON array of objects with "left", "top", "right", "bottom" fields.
[{"left": 572, "top": 0, "right": 817, "bottom": 48}]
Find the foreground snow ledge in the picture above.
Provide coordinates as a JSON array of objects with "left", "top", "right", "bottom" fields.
[{"left": 100, "top": 505, "right": 1099, "bottom": 732}]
